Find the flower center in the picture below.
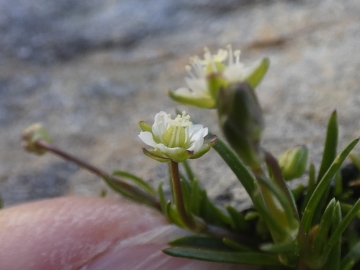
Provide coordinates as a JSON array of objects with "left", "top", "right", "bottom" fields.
[{"left": 162, "top": 112, "right": 192, "bottom": 148}]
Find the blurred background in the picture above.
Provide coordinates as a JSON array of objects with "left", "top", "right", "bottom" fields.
[{"left": 0, "top": 0, "right": 359, "bottom": 207}]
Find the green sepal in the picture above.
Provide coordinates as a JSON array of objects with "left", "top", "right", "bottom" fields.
[
  {"left": 243, "top": 57, "right": 270, "bottom": 89},
  {"left": 189, "top": 134, "right": 217, "bottom": 160},
  {"left": 163, "top": 247, "right": 282, "bottom": 266},
  {"left": 207, "top": 73, "right": 228, "bottom": 100},
  {"left": 142, "top": 148, "right": 169, "bottom": 162},
  {"left": 22, "top": 123, "right": 53, "bottom": 155},
  {"left": 168, "top": 89, "right": 216, "bottom": 109},
  {"left": 138, "top": 121, "right": 152, "bottom": 132}
]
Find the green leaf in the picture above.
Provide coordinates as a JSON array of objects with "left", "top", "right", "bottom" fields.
[
  {"left": 256, "top": 175, "right": 296, "bottom": 224},
  {"left": 322, "top": 199, "right": 360, "bottom": 262},
  {"left": 301, "top": 138, "right": 359, "bottom": 233},
  {"left": 349, "top": 152, "right": 360, "bottom": 171},
  {"left": 189, "top": 179, "right": 203, "bottom": 216},
  {"left": 182, "top": 160, "right": 195, "bottom": 182},
  {"left": 199, "top": 189, "right": 232, "bottom": 227},
  {"left": 163, "top": 247, "right": 281, "bottom": 266},
  {"left": 212, "top": 137, "right": 256, "bottom": 197},
  {"left": 166, "top": 201, "right": 185, "bottom": 228},
  {"left": 244, "top": 57, "right": 270, "bottom": 89},
  {"left": 341, "top": 241, "right": 360, "bottom": 270},
  {"left": 180, "top": 176, "right": 192, "bottom": 213},
  {"left": 112, "top": 170, "right": 155, "bottom": 195},
  {"left": 226, "top": 205, "right": 250, "bottom": 232},
  {"left": 325, "top": 202, "right": 342, "bottom": 270},
  {"left": 313, "top": 111, "right": 339, "bottom": 225},
  {"left": 291, "top": 184, "right": 304, "bottom": 202},
  {"left": 301, "top": 163, "right": 316, "bottom": 214},
  {"left": 169, "top": 236, "right": 231, "bottom": 250},
  {"left": 99, "top": 189, "right": 107, "bottom": 197},
  {"left": 260, "top": 242, "right": 298, "bottom": 255},
  {"left": 222, "top": 238, "right": 254, "bottom": 252},
  {"left": 340, "top": 203, "right": 360, "bottom": 219},
  {"left": 334, "top": 170, "right": 343, "bottom": 197},
  {"left": 251, "top": 190, "right": 285, "bottom": 238},
  {"left": 102, "top": 176, "right": 149, "bottom": 204},
  {"left": 318, "top": 110, "right": 338, "bottom": 181},
  {"left": 312, "top": 198, "right": 336, "bottom": 256},
  {"left": 157, "top": 182, "right": 167, "bottom": 214}
]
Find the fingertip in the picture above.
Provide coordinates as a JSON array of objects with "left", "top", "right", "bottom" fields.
[{"left": 0, "top": 196, "right": 167, "bottom": 270}]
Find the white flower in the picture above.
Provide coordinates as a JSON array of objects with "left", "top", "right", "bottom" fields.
[
  {"left": 139, "top": 111, "right": 215, "bottom": 163},
  {"left": 169, "top": 45, "right": 269, "bottom": 108}
]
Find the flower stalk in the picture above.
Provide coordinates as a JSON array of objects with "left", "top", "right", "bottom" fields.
[
  {"left": 32, "top": 139, "right": 161, "bottom": 210},
  {"left": 169, "top": 160, "right": 196, "bottom": 230}
]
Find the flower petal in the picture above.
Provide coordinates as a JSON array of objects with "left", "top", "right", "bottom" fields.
[
  {"left": 188, "top": 125, "right": 208, "bottom": 152},
  {"left": 152, "top": 111, "right": 168, "bottom": 139},
  {"left": 138, "top": 132, "right": 156, "bottom": 147}
]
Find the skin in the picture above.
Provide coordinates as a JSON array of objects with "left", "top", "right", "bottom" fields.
[{"left": 0, "top": 197, "right": 256, "bottom": 270}]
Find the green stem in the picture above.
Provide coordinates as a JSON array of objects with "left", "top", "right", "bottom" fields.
[
  {"left": 169, "top": 160, "right": 195, "bottom": 230},
  {"left": 35, "top": 139, "right": 161, "bottom": 210}
]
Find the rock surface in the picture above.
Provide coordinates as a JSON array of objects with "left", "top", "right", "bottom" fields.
[{"left": 0, "top": 0, "right": 359, "bottom": 207}]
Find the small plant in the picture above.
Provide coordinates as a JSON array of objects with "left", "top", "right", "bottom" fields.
[{"left": 22, "top": 45, "right": 360, "bottom": 269}]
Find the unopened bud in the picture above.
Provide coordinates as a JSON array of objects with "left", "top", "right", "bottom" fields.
[
  {"left": 22, "top": 123, "right": 52, "bottom": 155},
  {"left": 217, "top": 82, "right": 264, "bottom": 169},
  {"left": 279, "top": 146, "right": 308, "bottom": 181}
]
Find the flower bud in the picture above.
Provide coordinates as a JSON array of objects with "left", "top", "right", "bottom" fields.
[
  {"left": 21, "top": 123, "right": 52, "bottom": 155},
  {"left": 217, "top": 82, "right": 264, "bottom": 169},
  {"left": 279, "top": 146, "right": 308, "bottom": 181}
]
